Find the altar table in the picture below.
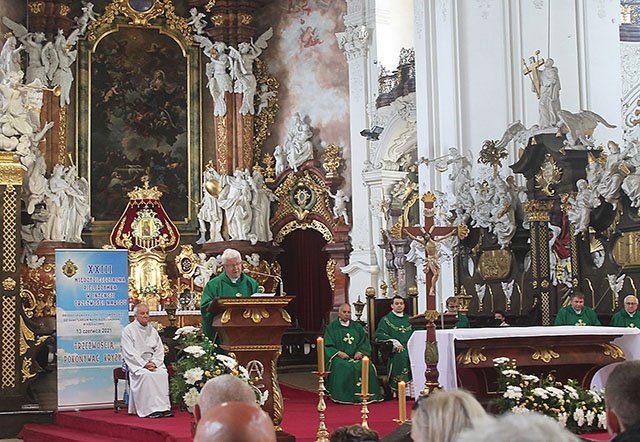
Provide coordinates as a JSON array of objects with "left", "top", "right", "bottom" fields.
[{"left": 407, "top": 326, "right": 640, "bottom": 399}]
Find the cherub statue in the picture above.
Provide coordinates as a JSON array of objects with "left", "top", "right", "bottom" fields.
[
  {"left": 327, "top": 188, "right": 350, "bottom": 224},
  {"left": 187, "top": 7, "right": 208, "bottom": 35},
  {"left": 567, "top": 179, "right": 601, "bottom": 235},
  {"left": 273, "top": 144, "right": 287, "bottom": 176}
]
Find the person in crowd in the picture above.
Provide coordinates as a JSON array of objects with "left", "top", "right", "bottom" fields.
[
  {"left": 194, "top": 401, "right": 276, "bottom": 442},
  {"left": 374, "top": 296, "right": 413, "bottom": 392},
  {"left": 456, "top": 411, "right": 579, "bottom": 442},
  {"left": 192, "top": 374, "right": 257, "bottom": 435},
  {"left": 200, "top": 248, "right": 258, "bottom": 342},
  {"left": 610, "top": 295, "right": 639, "bottom": 328},
  {"left": 606, "top": 360, "right": 640, "bottom": 442},
  {"left": 494, "top": 310, "right": 509, "bottom": 327},
  {"left": 445, "top": 296, "right": 470, "bottom": 328},
  {"left": 410, "top": 389, "right": 485, "bottom": 442},
  {"left": 324, "top": 303, "right": 384, "bottom": 404},
  {"left": 120, "top": 303, "right": 173, "bottom": 418},
  {"left": 554, "top": 290, "right": 601, "bottom": 326},
  {"left": 330, "top": 424, "right": 379, "bottom": 442}
]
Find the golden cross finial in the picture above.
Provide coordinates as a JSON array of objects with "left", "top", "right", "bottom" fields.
[{"left": 523, "top": 50, "right": 544, "bottom": 98}]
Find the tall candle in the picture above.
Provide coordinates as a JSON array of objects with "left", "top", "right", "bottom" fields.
[
  {"left": 361, "top": 356, "right": 369, "bottom": 395},
  {"left": 398, "top": 381, "right": 407, "bottom": 422},
  {"left": 317, "top": 337, "right": 325, "bottom": 372}
]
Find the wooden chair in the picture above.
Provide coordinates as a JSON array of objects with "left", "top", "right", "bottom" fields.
[
  {"left": 364, "top": 288, "right": 418, "bottom": 398},
  {"left": 113, "top": 366, "right": 129, "bottom": 413}
]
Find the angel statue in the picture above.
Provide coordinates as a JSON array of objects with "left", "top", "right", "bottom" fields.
[
  {"left": 75, "top": 2, "right": 99, "bottom": 34},
  {"left": 44, "top": 28, "right": 82, "bottom": 107},
  {"left": 187, "top": 7, "right": 208, "bottom": 35},
  {"left": 566, "top": 179, "right": 601, "bottom": 236},
  {"left": 2, "top": 17, "right": 48, "bottom": 85},
  {"left": 228, "top": 27, "right": 273, "bottom": 115},
  {"left": 327, "top": 188, "right": 350, "bottom": 225},
  {"left": 195, "top": 36, "right": 233, "bottom": 117},
  {"left": 607, "top": 273, "right": 626, "bottom": 306}
]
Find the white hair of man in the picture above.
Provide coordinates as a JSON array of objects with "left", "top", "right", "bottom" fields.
[
  {"left": 132, "top": 303, "right": 148, "bottom": 314},
  {"left": 624, "top": 294, "right": 638, "bottom": 304},
  {"left": 197, "top": 374, "right": 256, "bottom": 415},
  {"left": 221, "top": 248, "right": 241, "bottom": 265},
  {"left": 456, "top": 412, "right": 580, "bottom": 442}
]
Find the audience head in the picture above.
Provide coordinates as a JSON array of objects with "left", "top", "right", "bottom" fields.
[
  {"left": 194, "top": 402, "right": 276, "bottom": 442},
  {"left": 194, "top": 374, "right": 256, "bottom": 424},
  {"left": 221, "top": 248, "right": 243, "bottom": 280},
  {"left": 329, "top": 424, "right": 379, "bottom": 442},
  {"left": 391, "top": 296, "right": 406, "bottom": 314},
  {"left": 133, "top": 303, "right": 150, "bottom": 326},
  {"left": 623, "top": 295, "right": 638, "bottom": 315},
  {"left": 569, "top": 291, "right": 585, "bottom": 313},
  {"left": 456, "top": 411, "right": 579, "bottom": 442},
  {"left": 338, "top": 303, "right": 352, "bottom": 322},
  {"left": 605, "top": 360, "right": 640, "bottom": 436},
  {"left": 445, "top": 296, "right": 459, "bottom": 313},
  {"left": 494, "top": 310, "right": 506, "bottom": 325},
  {"left": 410, "top": 389, "right": 485, "bottom": 442}
]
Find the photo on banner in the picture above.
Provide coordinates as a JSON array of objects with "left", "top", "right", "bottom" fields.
[{"left": 56, "top": 249, "right": 129, "bottom": 410}]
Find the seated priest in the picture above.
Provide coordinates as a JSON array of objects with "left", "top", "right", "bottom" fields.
[
  {"left": 374, "top": 295, "right": 413, "bottom": 392},
  {"left": 324, "top": 303, "right": 384, "bottom": 404},
  {"left": 200, "top": 248, "right": 259, "bottom": 343},
  {"left": 609, "top": 295, "right": 639, "bottom": 328},
  {"left": 554, "top": 290, "right": 601, "bottom": 326},
  {"left": 121, "top": 303, "right": 173, "bottom": 418},
  {"left": 446, "top": 296, "right": 470, "bottom": 328}
]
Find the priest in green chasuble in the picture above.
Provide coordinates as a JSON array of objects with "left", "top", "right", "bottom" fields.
[
  {"left": 324, "top": 304, "right": 384, "bottom": 404},
  {"left": 554, "top": 291, "right": 601, "bottom": 326},
  {"left": 200, "top": 248, "right": 259, "bottom": 343},
  {"left": 374, "top": 296, "right": 414, "bottom": 391},
  {"left": 610, "top": 295, "right": 639, "bottom": 328}
]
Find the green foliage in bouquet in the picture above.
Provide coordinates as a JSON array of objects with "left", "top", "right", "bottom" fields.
[
  {"left": 169, "top": 326, "right": 267, "bottom": 412},
  {"left": 493, "top": 357, "right": 606, "bottom": 434}
]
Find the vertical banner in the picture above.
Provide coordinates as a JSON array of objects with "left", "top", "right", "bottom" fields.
[{"left": 56, "top": 249, "right": 129, "bottom": 410}]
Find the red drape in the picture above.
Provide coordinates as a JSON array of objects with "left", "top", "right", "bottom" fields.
[{"left": 278, "top": 229, "right": 333, "bottom": 332}]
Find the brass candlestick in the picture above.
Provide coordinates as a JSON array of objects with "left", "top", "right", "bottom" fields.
[
  {"left": 356, "top": 392, "right": 372, "bottom": 428},
  {"left": 313, "top": 371, "right": 331, "bottom": 442}
]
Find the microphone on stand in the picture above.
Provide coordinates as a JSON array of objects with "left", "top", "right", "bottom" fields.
[{"left": 243, "top": 268, "right": 284, "bottom": 297}]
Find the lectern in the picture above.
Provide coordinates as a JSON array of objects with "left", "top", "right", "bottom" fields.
[{"left": 209, "top": 296, "right": 295, "bottom": 442}]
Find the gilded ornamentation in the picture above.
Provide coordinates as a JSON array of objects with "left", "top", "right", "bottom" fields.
[
  {"left": 321, "top": 144, "right": 342, "bottom": 178},
  {"left": 600, "top": 343, "right": 625, "bottom": 359},
  {"left": 239, "top": 14, "right": 253, "bottom": 25},
  {"left": 21, "top": 262, "right": 56, "bottom": 318},
  {"left": 59, "top": 4, "right": 70, "bottom": 16},
  {"left": 62, "top": 259, "right": 78, "bottom": 278},
  {"left": 273, "top": 220, "right": 333, "bottom": 245},
  {"left": 22, "top": 358, "right": 37, "bottom": 381},
  {"left": 58, "top": 107, "right": 67, "bottom": 166},
  {"left": 326, "top": 259, "right": 336, "bottom": 290},
  {"left": 0, "top": 152, "right": 25, "bottom": 185},
  {"left": 424, "top": 310, "right": 440, "bottom": 322},
  {"left": 216, "top": 116, "right": 228, "bottom": 172},
  {"left": 243, "top": 307, "right": 270, "bottom": 324},
  {"left": 478, "top": 249, "right": 512, "bottom": 280},
  {"left": 19, "top": 316, "right": 47, "bottom": 358},
  {"left": 174, "top": 245, "right": 199, "bottom": 278},
  {"left": 279, "top": 308, "right": 291, "bottom": 324},
  {"left": 456, "top": 348, "right": 487, "bottom": 365},
  {"left": 2, "top": 277, "right": 16, "bottom": 291},
  {"left": 2, "top": 296, "right": 16, "bottom": 387},
  {"left": 221, "top": 309, "right": 232, "bottom": 324},
  {"left": 523, "top": 200, "right": 553, "bottom": 222},
  {"left": 390, "top": 221, "right": 404, "bottom": 240},
  {"left": 271, "top": 352, "right": 284, "bottom": 427},
  {"left": 243, "top": 114, "right": 253, "bottom": 167},
  {"left": 612, "top": 231, "right": 640, "bottom": 267},
  {"left": 87, "top": 0, "right": 192, "bottom": 44},
  {"left": 531, "top": 346, "right": 559, "bottom": 363},
  {"left": 211, "top": 15, "right": 224, "bottom": 26},
  {"left": 220, "top": 344, "right": 282, "bottom": 352},
  {"left": 28, "top": 2, "right": 43, "bottom": 14},
  {"left": 535, "top": 154, "right": 563, "bottom": 197},
  {"left": 478, "top": 139, "right": 508, "bottom": 174},
  {"left": 262, "top": 153, "right": 275, "bottom": 183},
  {"left": 253, "top": 59, "right": 279, "bottom": 155},
  {"left": 2, "top": 183, "right": 18, "bottom": 273}
]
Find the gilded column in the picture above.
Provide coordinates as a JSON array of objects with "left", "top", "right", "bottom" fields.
[
  {"left": 0, "top": 153, "right": 25, "bottom": 409},
  {"left": 524, "top": 200, "right": 554, "bottom": 325}
]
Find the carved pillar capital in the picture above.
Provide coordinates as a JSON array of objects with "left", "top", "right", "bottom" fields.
[
  {"left": 523, "top": 200, "right": 554, "bottom": 223},
  {"left": 336, "top": 25, "right": 370, "bottom": 61}
]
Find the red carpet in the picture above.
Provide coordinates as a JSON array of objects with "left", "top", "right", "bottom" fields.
[{"left": 19, "top": 384, "right": 413, "bottom": 442}]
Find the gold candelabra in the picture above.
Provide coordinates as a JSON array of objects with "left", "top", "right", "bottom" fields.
[
  {"left": 355, "top": 392, "right": 372, "bottom": 428},
  {"left": 313, "top": 371, "right": 330, "bottom": 442}
]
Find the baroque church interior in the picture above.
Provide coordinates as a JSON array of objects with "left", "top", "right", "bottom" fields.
[{"left": 1, "top": 0, "right": 640, "bottom": 438}]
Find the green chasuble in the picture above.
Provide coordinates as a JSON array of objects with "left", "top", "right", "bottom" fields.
[
  {"left": 554, "top": 305, "right": 601, "bottom": 326},
  {"left": 200, "top": 272, "right": 259, "bottom": 343},
  {"left": 324, "top": 319, "right": 384, "bottom": 404},
  {"left": 610, "top": 310, "right": 638, "bottom": 328},
  {"left": 455, "top": 313, "right": 470, "bottom": 328},
  {"left": 374, "top": 311, "right": 414, "bottom": 390}
]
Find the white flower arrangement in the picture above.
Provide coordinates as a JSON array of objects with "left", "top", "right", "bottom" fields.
[
  {"left": 183, "top": 345, "right": 206, "bottom": 358},
  {"left": 494, "top": 357, "right": 606, "bottom": 434}
]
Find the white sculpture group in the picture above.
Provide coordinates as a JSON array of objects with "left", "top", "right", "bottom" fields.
[
  {"left": 193, "top": 25, "right": 273, "bottom": 117},
  {"left": 196, "top": 164, "right": 277, "bottom": 245},
  {"left": 274, "top": 112, "right": 315, "bottom": 174}
]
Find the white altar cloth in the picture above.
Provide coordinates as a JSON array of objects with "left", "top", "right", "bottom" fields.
[{"left": 407, "top": 326, "right": 640, "bottom": 398}]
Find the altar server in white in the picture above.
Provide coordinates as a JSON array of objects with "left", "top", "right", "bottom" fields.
[{"left": 121, "top": 303, "right": 173, "bottom": 418}]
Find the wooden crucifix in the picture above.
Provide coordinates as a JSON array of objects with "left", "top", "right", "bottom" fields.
[{"left": 403, "top": 191, "right": 468, "bottom": 309}]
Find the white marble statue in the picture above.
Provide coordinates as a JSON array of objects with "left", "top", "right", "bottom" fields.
[
  {"left": 43, "top": 29, "right": 81, "bottom": 107},
  {"left": 567, "top": 179, "right": 601, "bottom": 236},
  {"left": 196, "top": 164, "right": 223, "bottom": 244},
  {"left": 44, "top": 163, "right": 70, "bottom": 241},
  {"left": 595, "top": 141, "right": 624, "bottom": 208},
  {"left": 273, "top": 144, "right": 287, "bottom": 176},
  {"left": 558, "top": 109, "right": 616, "bottom": 148},
  {"left": 194, "top": 252, "right": 217, "bottom": 288},
  {"left": 187, "top": 7, "right": 207, "bottom": 35},
  {"left": 406, "top": 239, "right": 426, "bottom": 285},
  {"left": 195, "top": 36, "right": 233, "bottom": 117},
  {"left": 283, "top": 113, "right": 314, "bottom": 171},
  {"left": 0, "top": 35, "right": 23, "bottom": 78},
  {"left": 217, "top": 169, "right": 253, "bottom": 241},
  {"left": 228, "top": 28, "right": 273, "bottom": 115},
  {"left": 256, "top": 83, "right": 275, "bottom": 115},
  {"left": 491, "top": 181, "right": 516, "bottom": 249},
  {"left": 23, "top": 150, "right": 48, "bottom": 215},
  {"left": 2, "top": 18, "right": 48, "bottom": 85},
  {"left": 75, "top": 2, "right": 99, "bottom": 35},
  {"left": 607, "top": 273, "right": 626, "bottom": 305},
  {"left": 64, "top": 165, "right": 90, "bottom": 243},
  {"left": 537, "top": 58, "right": 561, "bottom": 128},
  {"left": 249, "top": 170, "right": 277, "bottom": 242},
  {"left": 622, "top": 146, "right": 640, "bottom": 209},
  {"left": 327, "top": 188, "right": 350, "bottom": 225}
]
